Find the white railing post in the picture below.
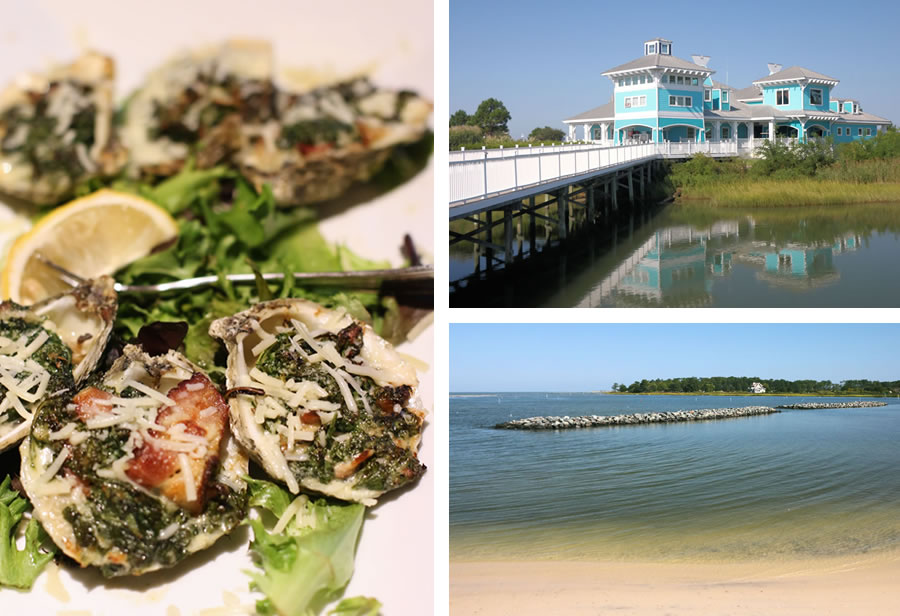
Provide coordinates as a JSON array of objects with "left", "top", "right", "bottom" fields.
[{"left": 482, "top": 147, "right": 488, "bottom": 194}]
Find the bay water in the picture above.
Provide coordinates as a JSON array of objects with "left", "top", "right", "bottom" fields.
[{"left": 450, "top": 393, "right": 900, "bottom": 562}]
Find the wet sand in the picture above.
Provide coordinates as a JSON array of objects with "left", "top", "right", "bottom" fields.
[{"left": 450, "top": 553, "right": 900, "bottom": 615}]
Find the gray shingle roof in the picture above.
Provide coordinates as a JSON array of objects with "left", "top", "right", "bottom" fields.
[
  {"left": 564, "top": 98, "right": 615, "bottom": 123},
  {"left": 753, "top": 66, "right": 839, "bottom": 84},
  {"left": 733, "top": 85, "right": 762, "bottom": 100},
  {"left": 602, "top": 53, "right": 713, "bottom": 75},
  {"left": 710, "top": 80, "right": 732, "bottom": 90}
]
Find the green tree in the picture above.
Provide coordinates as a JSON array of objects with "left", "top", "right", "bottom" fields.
[
  {"left": 529, "top": 126, "right": 565, "bottom": 142},
  {"left": 449, "top": 109, "right": 471, "bottom": 127},
  {"left": 472, "top": 98, "right": 511, "bottom": 136}
]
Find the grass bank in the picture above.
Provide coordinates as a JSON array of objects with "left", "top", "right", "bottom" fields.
[
  {"left": 679, "top": 178, "right": 900, "bottom": 207},
  {"left": 671, "top": 132, "right": 900, "bottom": 207}
]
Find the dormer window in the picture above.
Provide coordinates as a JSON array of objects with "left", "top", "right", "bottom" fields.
[
  {"left": 661, "top": 43, "right": 670, "bottom": 55},
  {"left": 722, "top": 90, "right": 729, "bottom": 103},
  {"left": 853, "top": 103, "right": 859, "bottom": 113},
  {"left": 646, "top": 43, "right": 657, "bottom": 55}
]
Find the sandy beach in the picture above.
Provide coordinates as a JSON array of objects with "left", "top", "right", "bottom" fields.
[{"left": 450, "top": 553, "right": 900, "bottom": 615}]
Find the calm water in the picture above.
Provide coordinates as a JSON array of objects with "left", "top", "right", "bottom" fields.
[
  {"left": 450, "top": 393, "right": 900, "bottom": 562},
  {"left": 450, "top": 202, "right": 900, "bottom": 307}
]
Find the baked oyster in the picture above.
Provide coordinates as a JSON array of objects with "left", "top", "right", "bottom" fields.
[
  {"left": 21, "top": 345, "right": 248, "bottom": 576},
  {"left": 0, "top": 52, "right": 127, "bottom": 204},
  {"left": 121, "top": 40, "right": 431, "bottom": 205},
  {"left": 209, "top": 299, "right": 426, "bottom": 505},
  {"left": 0, "top": 276, "right": 116, "bottom": 452}
]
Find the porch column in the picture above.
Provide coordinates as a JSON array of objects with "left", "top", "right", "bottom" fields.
[
  {"left": 601, "top": 122, "right": 609, "bottom": 145},
  {"left": 583, "top": 123, "right": 591, "bottom": 142},
  {"left": 568, "top": 124, "right": 577, "bottom": 141},
  {"left": 730, "top": 121, "right": 738, "bottom": 142},
  {"left": 768, "top": 120, "right": 775, "bottom": 140},
  {"left": 714, "top": 121, "right": 721, "bottom": 142},
  {"left": 798, "top": 120, "right": 806, "bottom": 143}
]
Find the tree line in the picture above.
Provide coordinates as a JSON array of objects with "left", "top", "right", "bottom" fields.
[
  {"left": 449, "top": 97, "right": 565, "bottom": 149},
  {"left": 610, "top": 377, "right": 900, "bottom": 396}
]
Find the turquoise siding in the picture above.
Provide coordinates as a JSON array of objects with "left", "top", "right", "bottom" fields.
[
  {"left": 762, "top": 84, "right": 803, "bottom": 110},
  {"left": 711, "top": 89, "right": 720, "bottom": 111},
  {"left": 615, "top": 88, "right": 658, "bottom": 114},
  {"left": 829, "top": 100, "right": 838, "bottom": 112},
  {"left": 659, "top": 116, "right": 704, "bottom": 142},
  {"left": 737, "top": 123, "right": 749, "bottom": 138},
  {"left": 721, "top": 91, "right": 730, "bottom": 111},
  {"left": 658, "top": 88, "right": 702, "bottom": 113},
  {"left": 804, "top": 85, "right": 830, "bottom": 112},
  {"left": 844, "top": 101, "right": 853, "bottom": 113},
  {"left": 833, "top": 124, "right": 879, "bottom": 143}
]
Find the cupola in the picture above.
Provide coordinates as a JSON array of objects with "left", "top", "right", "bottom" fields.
[{"left": 644, "top": 38, "right": 672, "bottom": 56}]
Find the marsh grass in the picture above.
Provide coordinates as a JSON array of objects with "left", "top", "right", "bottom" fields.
[
  {"left": 673, "top": 143, "right": 900, "bottom": 207},
  {"left": 680, "top": 178, "right": 900, "bottom": 207}
]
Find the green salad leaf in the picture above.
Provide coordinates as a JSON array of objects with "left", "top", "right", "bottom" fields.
[
  {"left": 0, "top": 476, "right": 56, "bottom": 589},
  {"left": 327, "top": 597, "right": 382, "bottom": 616},
  {"left": 246, "top": 478, "right": 368, "bottom": 616}
]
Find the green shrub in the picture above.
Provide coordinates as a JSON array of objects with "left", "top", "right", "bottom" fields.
[{"left": 449, "top": 125, "right": 484, "bottom": 150}]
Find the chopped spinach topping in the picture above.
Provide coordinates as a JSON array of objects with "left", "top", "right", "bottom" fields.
[
  {"left": 0, "top": 314, "right": 74, "bottom": 426},
  {"left": 255, "top": 329, "right": 424, "bottom": 497},
  {"left": 277, "top": 118, "right": 357, "bottom": 149}
]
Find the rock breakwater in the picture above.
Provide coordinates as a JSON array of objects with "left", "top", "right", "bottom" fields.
[
  {"left": 776, "top": 401, "right": 888, "bottom": 410},
  {"left": 494, "top": 406, "right": 779, "bottom": 430}
]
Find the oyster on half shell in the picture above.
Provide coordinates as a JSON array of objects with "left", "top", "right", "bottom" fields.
[
  {"left": 209, "top": 298, "right": 427, "bottom": 506},
  {"left": 0, "top": 276, "right": 116, "bottom": 452},
  {"left": 21, "top": 345, "right": 248, "bottom": 577}
]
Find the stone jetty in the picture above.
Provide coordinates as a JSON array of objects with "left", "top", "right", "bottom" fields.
[
  {"left": 775, "top": 401, "right": 888, "bottom": 410},
  {"left": 494, "top": 406, "right": 779, "bottom": 430}
]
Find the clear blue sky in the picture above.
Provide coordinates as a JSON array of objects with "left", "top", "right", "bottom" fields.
[
  {"left": 450, "top": 324, "right": 900, "bottom": 392},
  {"left": 450, "top": 0, "right": 900, "bottom": 139}
]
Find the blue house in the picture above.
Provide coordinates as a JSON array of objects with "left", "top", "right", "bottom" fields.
[{"left": 564, "top": 38, "right": 890, "bottom": 145}]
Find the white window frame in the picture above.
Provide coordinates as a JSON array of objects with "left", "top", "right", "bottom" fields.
[
  {"left": 686, "top": 127, "right": 695, "bottom": 139},
  {"left": 857, "top": 128, "right": 862, "bottom": 136},
  {"left": 647, "top": 43, "right": 657, "bottom": 54},
  {"left": 722, "top": 125, "right": 730, "bottom": 139},
  {"left": 668, "top": 95, "right": 691, "bottom": 108},
  {"left": 775, "top": 89, "right": 790, "bottom": 106},
  {"left": 809, "top": 88, "right": 823, "bottom": 106},
  {"left": 853, "top": 103, "right": 859, "bottom": 113},
  {"left": 866, "top": 128, "right": 872, "bottom": 136},
  {"left": 691, "top": 77, "right": 699, "bottom": 86},
  {"left": 836, "top": 127, "right": 842, "bottom": 136},
  {"left": 722, "top": 90, "right": 729, "bottom": 103},
  {"left": 704, "top": 89, "right": 711, "bottom": 102},
  {"left": 661, "top": 43, "right": 670, "bottom": 54}
]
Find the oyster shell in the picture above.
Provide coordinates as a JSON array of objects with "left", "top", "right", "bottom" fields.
[
  {"left": 209, "top": 298, "right": 426, "bottom": 506},
  {"left": 21, "top": 344, "right": 248, "bottom": 577},
  {"left": 121, "top": 39, "right": 431, "bottom": 206},
  {"left": 0, "top": 52, "right": 127, "bottom": 204},
  {"left": 0, "top": 276, "right": 116, "bottom": 452}
]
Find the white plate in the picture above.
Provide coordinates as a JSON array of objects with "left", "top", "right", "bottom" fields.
[{"left": 0, "top": 1, "right": 433, "bottom": 614}]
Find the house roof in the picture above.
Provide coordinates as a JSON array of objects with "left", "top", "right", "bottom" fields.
[
  {"left": 564, "top": 98, "right": 615, "bottom": 123},
  {"left": 710, "top": 80, "right": 732, "bottom": 91},
  {"left": 733, "top": 85, "right": 762, "bottom": 100},
  {"left": 753, "top": 66, "right": 839, "bottom": 85},
  {"left": 602, "top": 53, "right": 713, "bottom": 76}
]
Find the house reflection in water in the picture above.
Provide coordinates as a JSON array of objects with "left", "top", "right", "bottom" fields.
[{"left": 580, "top": 218, "right": 861, "bottom": 306}]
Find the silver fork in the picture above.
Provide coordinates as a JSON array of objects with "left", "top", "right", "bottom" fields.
[{"left": 35, "top": 253, "right": 433, "bottom": 296}]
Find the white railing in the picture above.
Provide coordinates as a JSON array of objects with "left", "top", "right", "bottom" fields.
[
  {"left": 449, "top": 142, "right": 659, "bottom": 205},
  {"left": 447, "top": 138, "right": 796, "bottom": 205},
  {"left": 448, "top": 143, "right": 598, "bottom": 162}
]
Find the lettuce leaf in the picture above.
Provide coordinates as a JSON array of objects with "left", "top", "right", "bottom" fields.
[
  {"left": 0, "top": 476, "right": 56, "bottom": 589},
  {"left": 327, "top": 597, "right": 381, "bottom": 616},
  {"left": 246, "top": 478, "right": 369, "bottom": 616}
]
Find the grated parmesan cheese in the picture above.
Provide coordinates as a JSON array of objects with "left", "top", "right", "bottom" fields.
[{"left": 179, "top": 453, "right": 197, "bottom": 502}]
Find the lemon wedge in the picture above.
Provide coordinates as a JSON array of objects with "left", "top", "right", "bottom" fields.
[{"left": 1, "top": 189, "right": 178, "bottom": 304}]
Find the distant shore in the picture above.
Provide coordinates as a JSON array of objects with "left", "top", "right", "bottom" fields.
[
  {"left": 607, "top": 391, "right": 893, "bottom": 397},
  {"left": 451, "top": 553, "right": 900, "bottom": 616}
]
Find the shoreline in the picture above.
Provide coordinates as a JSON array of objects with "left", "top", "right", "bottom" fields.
[
  {"left": 608, "top": 391, "right": 894, "bottom": 397},
  {"left": 451, "top": 552, "right": 900, "bottom": 615}
]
